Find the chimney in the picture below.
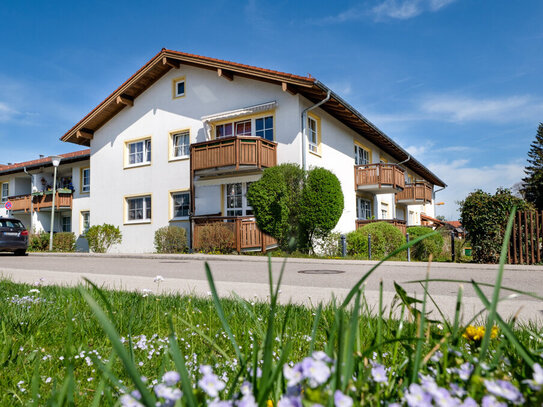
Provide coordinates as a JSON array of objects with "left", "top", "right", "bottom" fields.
[{"left": 39, "top": 155, "right": 44, "bottom": 158}]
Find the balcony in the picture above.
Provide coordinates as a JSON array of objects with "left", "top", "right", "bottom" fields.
[
  {"left": 192, "top": 216, "right": 277, "bottom": 253},
  {"left": 8, "top": 190, "right": 73, "bottom": 213},
  {"left": 355, "top": 219, "right": 407, "bottom": 235},
  {"left": 354, "top": 164, "right": 405, "bottom": 194},
  {"left": 396, "top": 181, "right": 433, "bottom": 205},
  {"left": 191, "top": 136, "right": 277, "bottom": 176}
]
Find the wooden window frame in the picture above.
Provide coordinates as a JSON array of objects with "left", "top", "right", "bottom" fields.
[{"left": 172, "top": 76, "right": 186, "bottom": 99}]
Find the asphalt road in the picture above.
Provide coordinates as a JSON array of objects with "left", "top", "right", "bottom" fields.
[{"left": 1, "top": 253, "right": 543, "bottom": 322}]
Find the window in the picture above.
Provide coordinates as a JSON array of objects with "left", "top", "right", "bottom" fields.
[
  {"left": 225, "top": 183, "right": 253, "bottom": 216},
  {"left": 81, "top": 211, "right": 90, "bottom": 235},
  {"left": 214, "top": 115, "right": 274, "bottom": 141},
  {"left": 172, "top": 131, "right": 190, "bottom": 159},
  {"left": 62, "top": 216, "right": 71, "bottom": 232},
  {"left": 308, "top": 116, "right": 319, "bottom": 154},
  {"left": 172, "top": 192, "right": 190, "bottom": 219},
  {"left": 381, "top": 203, "right": 389, "bottom": 219},
  {"left": 216, "top": 123, "right": 233, "bottom": 138},
  {"left": 0, "top": 219, "right": 24, "bottom": 229},
  {"left": 355, "top": 145, "right": 370, "bottom": 165},
  {"left": 127, "top": 195, "right": 152, "bottom": 222},
  {"left": 81, "top": 168, "right": 90, "bottom": 193},
  {"left": 356, "top": 197, "right": 372, "bottom": 220},
  {"left": 235, "top": 120, "right": 251, "bottom": 136},
  {"left": 255, "top": 116, "right": 274, "bottom": 141},
  {"left": 1, "top": 182, "right": 8, "bottom": 203},
  {"left": 127, "top": 139, "right": 151, "bottom": 166},
  {"left": 173, "top": 77, "right": 185, "bottom": 98}
]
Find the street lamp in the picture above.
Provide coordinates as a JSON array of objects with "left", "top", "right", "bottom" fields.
[{"left": 49, "top": 155, "right": 62, "bottom": 251}]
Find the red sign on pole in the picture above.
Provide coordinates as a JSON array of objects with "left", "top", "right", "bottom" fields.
[{"left": 4, "top": 201, "right": 12, "bottom": 210}]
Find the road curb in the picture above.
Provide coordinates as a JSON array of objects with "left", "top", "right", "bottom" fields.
[{"left": 27, "top": 252, "right": 543, "bottom": 271}]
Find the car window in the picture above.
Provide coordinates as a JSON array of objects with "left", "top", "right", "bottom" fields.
[{"left": 0, "top": 220, "right": 24, "bottom": 229}]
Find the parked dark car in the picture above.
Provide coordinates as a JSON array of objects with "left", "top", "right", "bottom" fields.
[{"left": 0, "top": 217, "right": 28, "bottom": 255}]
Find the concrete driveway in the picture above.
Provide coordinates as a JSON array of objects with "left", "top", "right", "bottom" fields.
[{"left": 1, "top": 252, "right": 543, "bottom": 322}]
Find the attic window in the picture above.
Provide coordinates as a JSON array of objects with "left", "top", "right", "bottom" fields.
[{"left": 173, "top": 77, "right": 186, "bottom": 99}]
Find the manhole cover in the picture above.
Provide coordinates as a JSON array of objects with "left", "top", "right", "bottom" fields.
[{"left": 298, "top": 269, "right": 345, "bottom": 275}]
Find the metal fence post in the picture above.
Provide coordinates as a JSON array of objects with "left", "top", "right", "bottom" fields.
[
  {"left": 340, "top": 234, "right": 347, "bottom": 257},
  {"left": 451, "top": 231, "right": 456, "bottom": 262},
  {"left": 406, "top": 232, "right": 411, "bottom": 262},
  {"left": 368, "top": 234, "right": 372, "bottom": 260}
]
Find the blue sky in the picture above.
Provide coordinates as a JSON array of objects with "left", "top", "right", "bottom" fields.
[{"left": 1, "top": 0, "right": 542, "bottom": 219}]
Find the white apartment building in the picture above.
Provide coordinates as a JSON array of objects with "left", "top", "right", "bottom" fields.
[
  {"left": 53, "top": 49, "right": 444, "bottom": 253},
  {"left": 0, "top": 150, "right": 90, "bottom": 249}
]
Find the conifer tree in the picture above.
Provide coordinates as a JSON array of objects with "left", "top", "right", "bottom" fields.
[{"left": 522, "top": 123, "right": 543, "bottom": 210}]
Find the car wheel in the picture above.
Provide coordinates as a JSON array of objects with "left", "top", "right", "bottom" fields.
[{"left": 14, "top": 249, "right": 27, "bottom": 256}]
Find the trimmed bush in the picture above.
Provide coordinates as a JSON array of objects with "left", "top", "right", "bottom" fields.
[
  {"left": 299, "top": 167, "right": 344, "bottom": 252},
  {"left": 86, "top": 224, "right": 122, "bottom": 253},
  {"left": 53, "top": 232, "right": 76, "bottom": 252},
  {"left": 406, "top": 226, "right": 443, "bottom": 261},
  {"left": 28, "top": 232, "right": 49, "bottom": 252},
  {"left": 196, "top": 223, "right": 234, "bottom": 254},
  {"left": 154, "top": 226, "right": 187, "bottom": 253},
  {"left": 347, "top": 222, "right": 405, "bottom": 260},
  {"left": 314, "top": 232, "right": 342, "bottom": 257}
]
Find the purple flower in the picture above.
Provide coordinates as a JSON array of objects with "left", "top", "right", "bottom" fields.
[
  {"left": 283, "top": 364, "right": 303, "bottom": 387},
  {"left": 484, "top": 380, "right": 524, "bottom": 404},
  {"left": 461, "top": 397, "right": 478, "bottom": 407},
  {"left": 162, "top": 371, "right": 180, "bottom": 386},
  {"left": 153, "top": 383, "right": 182, "bottom": 404},
  {"left": 482, "top": 395, "right": 507, "bottom": 407},
  {"left": 457, "top": 363, "right": 473, "bottom": 381},
  {"left": 431, "top": 388, "right": 460, "bottom": 407},
  {"left": 312, "top": 351, "right": 332, "bottom": 363},
  {"left": 523, "top": 363, "right": 543, "bottom": 390},
  {"left": 404, "top": 384, "right": 433, "bottom": 407},
  {"left": 208, "top": 401, "right": 232, "bottom": 407},
  {"left": 334, "top": 390, "right": 353, "bottom": 407},
  {"left": 277, "top": 395, "right": 302, "bottom": 407},
  {"left": 238, "top": 394, "right": 257, "bottom": 407},
  {"left": 119, "top": 394, "right": 144, "bottom": 407},
  {"left": 198, "top": 372, "right": 226, "bottom": 398},
  {"left": 300, "top": 357, "right": 330, "bottom": 388},
  {"left": 450, "top": 383, "right": 466, "bottom": 398},
  {"left": 371, "top": 364, "right": 388, "bottom": 384}
]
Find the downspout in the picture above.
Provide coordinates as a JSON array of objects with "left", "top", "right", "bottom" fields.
[
  {"left": 23, "top": 167, "right": 33, "bottom": 233},
  {"left": 301, "top": 90, "right": 331, "bottom": 171}
]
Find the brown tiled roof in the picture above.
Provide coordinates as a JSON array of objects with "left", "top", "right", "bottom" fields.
[
  {"left": 0, "top": 149, "right": 90, "bottom": 175},
  {"left": 447, "top": 221, "right": 462, "bottom": 228}
]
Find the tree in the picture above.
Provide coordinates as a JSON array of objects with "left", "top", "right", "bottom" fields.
[
  {"left": 246, "top": 164, "right": 303, "bottom": 249},
  {"left": 247, "top": 164, "right": 343, "bottom": 253},
  {"left": 522, "top": 123, "right": 543, "bottom": 210},
  {"left": 299, "top": 167, "right": 344, "bottom": 252},
  {"left": 459, "top": 188, "right": 530, "bottom": 263}
]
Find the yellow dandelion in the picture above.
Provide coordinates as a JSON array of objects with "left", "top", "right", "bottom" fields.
[
  {"left": 267, "top": 400, "right": 274, "bottom": 407},
  {"left": 462, "top": 325, "right": 499, "bottom": 342}
]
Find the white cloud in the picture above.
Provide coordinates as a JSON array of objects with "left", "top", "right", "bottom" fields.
[
  {"left": 421, "top": 95, "right": 543, "bottom": 123},
  {"left": 428, "top": 158, "right": 526, "bottom": 219},
  {"left": 309, "top": 0, "right": 457, "bottom": 24},
  {"left": 0, "top": 102, "right": 19, "bottom": 122}
]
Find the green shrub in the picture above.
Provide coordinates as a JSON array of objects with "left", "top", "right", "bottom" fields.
[
  {"left": 406, "top": 226, "right": 443, "bottom": 261},
  {"left": 196, "top": 222, "right": 234, "bottom": 254},
  {"left": 86, "top": 224, "right": 122, "bottom": 253},
  {"left": 53, "top": 232, "right": 76, "bottom": 252},
  {"left": 459, "top": 188, "right": 531, "bottom": 263},
  {"left": 28, "top": 232, "right": 49, "bottom": 252},
  {"left": 299, "top": 167, "right": 344, "bottom": 252},
  {"left": 154, "top": 226, "right": 187, "bottom": 253},
  {"left": 347, "top": 222, "right": 405, "bottom": 260}
]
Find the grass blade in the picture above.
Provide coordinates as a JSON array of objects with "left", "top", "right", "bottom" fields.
[{"left": 308, "top": 303, "right": 323, "bottom": 355}]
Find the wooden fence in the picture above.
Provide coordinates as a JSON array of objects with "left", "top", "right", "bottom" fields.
[{"left": 508, "top": 211, "right": 543, "bottom": 265}]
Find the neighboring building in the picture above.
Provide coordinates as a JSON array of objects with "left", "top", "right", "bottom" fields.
[
  {"left": 57, "top": 49, "right": 445, "bottom": 253},
  {"left": 0, "top": 150, "right": 90, "bottom": 249}
]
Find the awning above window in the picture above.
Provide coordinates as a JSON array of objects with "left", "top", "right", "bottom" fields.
[{"left": 201, "top": 101, "right": 277, "bottom": 123}]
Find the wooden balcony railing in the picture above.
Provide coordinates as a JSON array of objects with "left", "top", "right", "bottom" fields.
[
  {"left": 355, "top": 219, "right": 407, "bottom": 235},
  {"left": 8, "top": 191, "right": 73, "bottom": 213},
  {"left": 191, "top": 136, "right": 277, "bottom": 172},
  {"left": 396, "top": 181, "right": 433, "bottom": 204},
  {"left": 354, "top": 164, "right": 405, "bottom": 193},
  {"left": 193, "top": 216, "right": 277, "bottom": 253}
]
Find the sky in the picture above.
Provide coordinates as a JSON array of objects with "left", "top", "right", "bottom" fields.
[{"left": 1, "top": 0, "right": 542, "bottom": 219}]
